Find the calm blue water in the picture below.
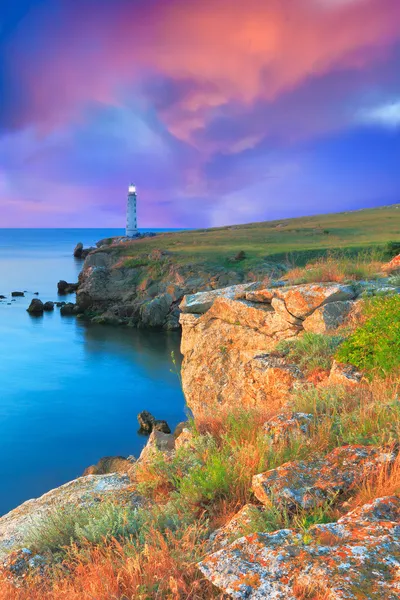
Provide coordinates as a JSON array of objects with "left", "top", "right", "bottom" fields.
[{"left": 0, "top": 229, "right": 185, "bottom": 515}]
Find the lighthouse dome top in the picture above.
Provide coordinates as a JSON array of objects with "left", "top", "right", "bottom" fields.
[{"left": 128, "top": 184, "right": 136, "bottom": 194}]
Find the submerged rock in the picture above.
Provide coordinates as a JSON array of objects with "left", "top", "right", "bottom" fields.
[
  {"left": 137, "top": 410, "right": 171, "bottom": 434},
  {"left": 57, "top": 280, "right": 78, "bottom": 295},
  {"left": 199, "top": 496, "right": 400, "bottom": 599},
  {"left": 43, "top": 301, "right": 55, "bottom": 312},
  {"left": 73, "top": 242, "right": 84, "bottom": 258},
  {"left": 11, "top": 291, "right": 24, "bottom": 297},
  {"left": 27, "top": 299, "right": 44, "bottom": 314},
  {"left": 60, "top": 302, "right": 78, "bottom": 316}
]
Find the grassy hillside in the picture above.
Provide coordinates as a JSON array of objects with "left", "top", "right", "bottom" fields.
[{"left": 107, "top": 204, "right": 400, "bottom": 271}]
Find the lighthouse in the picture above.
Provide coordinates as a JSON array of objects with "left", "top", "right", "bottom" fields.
[{"left": 126, "top": 184, "right": 138, "bottom": 237}]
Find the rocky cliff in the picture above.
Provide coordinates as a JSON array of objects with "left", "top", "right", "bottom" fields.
[
  {"left": 76, "top": 241, "right": 276, "bottom": 329},
  {"left": 179, "top": 281, "right": 378, "bottom": 416},
  {"left": 179, "top": 283, "right": 357, "bottom": 411}
]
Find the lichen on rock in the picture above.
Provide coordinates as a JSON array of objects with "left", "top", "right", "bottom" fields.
[{"left": 199, "top": 496, "right": 400, "bottom": 599}]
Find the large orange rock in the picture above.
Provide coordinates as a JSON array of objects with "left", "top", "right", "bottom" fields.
[
  {"left": 246, "top": 283, "right": 356, "bottom": 318},
  {"left": 180, "top": 297, "right": 302, "bottom": 415},
  {"left": 252, "top": 445, "right": 397, "bottom": 510},
  {"left": 199, "top": 496, "right": 400, "bottom": 599},
  {"left": 179, "top": 283, "right": 358, "bottom": 418},
  {"left": 382, "top": 253, "right": 400, "bottom": 274}
]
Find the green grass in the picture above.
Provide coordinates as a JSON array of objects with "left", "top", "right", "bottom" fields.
[
  {"left": 277, "top": 332, "right": 343, "bottom": 373},
  {"left": 99, "top": 205, "right": 400, "bottom": 274},
  {"left": 336, "top": 295, "right": 400, "bottom": 377},
  {"left": 24, "top": 501, "right": 141, "bottom": 556}
]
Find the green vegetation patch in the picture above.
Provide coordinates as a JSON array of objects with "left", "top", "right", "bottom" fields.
[
  {"left": 336, "top": 295, "right": 400, "bottom": 377},
  {"left": 102, "top": 205, "right": 400, "bottom": 273},
  {"left": 277, "top": 332, "right": 343, "bottom": 373}
]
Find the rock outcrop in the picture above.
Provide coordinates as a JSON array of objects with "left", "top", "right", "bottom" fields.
[
  {"left": 58, "top": 280, "right": 79, "bottom": 295},
  {"left": 383, "top": 253, "right": 400, "bottom": 274},
  {"left": 73, "top": 242, "right": 95, "bottom": 260},
  {"left": 199, "top": 495, "right": 400, "bottom": 599},
  {"left": 180, "top": 283, "right": 357, "bottom": 415},
  {"left": 83, "top": 456, "right": 135, "bottom": 476},
  {"left": 137, "top": 410, "right": 171, "bottom": 434},
  {"left": 75, "top": 242, "right": 276, "bottom": 329},
  {"left": 252, "top": 444, "right": 397, "bottom": 510},
  {"left": 0, "top": 474, "right": 140, "bottom": 559}
]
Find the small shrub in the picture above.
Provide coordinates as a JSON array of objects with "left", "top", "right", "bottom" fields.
[
  {"left": 24, "top": 502, "right": 140, "bottom": 556},
  {"left": 336, "top": 295, "right": 400, "bottom": 377},
  {"left": 389, "top": 274, "right": 400, "bottom": 287},
  {"left": 277, "top": 332, "right": 343, "bottom": 373},
  {"left": 385, "top": 240, "right": 400, "bottom": 258}
]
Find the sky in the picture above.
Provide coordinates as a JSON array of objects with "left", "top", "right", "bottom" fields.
[{"left": 0, "top": 0, "right": 399, "bottom": 228}]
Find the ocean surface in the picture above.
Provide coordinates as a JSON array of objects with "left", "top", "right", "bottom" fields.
[{"left": 0, "top": 229, "right": 185, "bottom": 516}]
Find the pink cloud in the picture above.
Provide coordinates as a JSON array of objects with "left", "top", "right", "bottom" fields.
[{"left": 9, "top": 0, "right": 400, "bottom": 147}]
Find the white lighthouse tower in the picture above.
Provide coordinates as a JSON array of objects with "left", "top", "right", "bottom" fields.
[{"left": 126, "top": 184, "right": 138, "bottom": 237}]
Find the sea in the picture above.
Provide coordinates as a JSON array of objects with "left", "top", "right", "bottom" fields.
[{"left": 0, "top": 229, "right": 185, "bottom": 516}]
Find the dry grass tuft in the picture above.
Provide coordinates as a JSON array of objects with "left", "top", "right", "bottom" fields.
[{"left": 284, "top": 253, "right": 383, "bottom": 285}]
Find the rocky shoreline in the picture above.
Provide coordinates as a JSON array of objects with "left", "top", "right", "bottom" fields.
[
  {"left": 72, "top": 237, "right": 279, "bottom": 329},
  {"left": 1, "top": 245, "right": 400, "bottom": 597}
]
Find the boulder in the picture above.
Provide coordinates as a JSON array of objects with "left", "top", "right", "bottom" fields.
[
  {"left": 246, "top": 283, "right": 356, "bottom": 318},
  {"left": 0, "top": 295, "right": 6, "bottom": 300},
  {"left": 173, "top": 421, "right": 189, "bottom": 438},
  {"left": 137, "top": 410, "right": 156, "bottom": 433},
  {"left": 275, "top": 283, "right": 356, "bottom": 319},
  {"left": 60, "top": 302, "right": 78, "bottom": 316},
  {"left": 208, "top": 504, "right": 265, "bottom": 551},
  {"left": 138, "top": 430, "right": 175, "bottom": 463},
  {"left": 263, "top": 412, "right": 314, "bottom": 443},
  {"left": 175, "top": 428, "right": 195, "bottom": 450},
  {"left": 26, "top": 299, "right": 44, "bottom": 314},
  {"left": 43, "top": 301, "right": 55, "bottom": 312},
  {"left": 179, "top": 282, "right": 261, "bottom": 314},
  {"left": 137, "top": 411, "right": 171, "bottom": 434},
  {"left": 252, "top": 444, "right": 397, "bottom": 510},
  {"left": 303, "top": 300, "right": 352, "bottom": 333},
  {"left": 139, "top": 293, "right": 173, "bottom": 328},
  {"left": 199, "top": 496, "right": 400, "bottom": 599},
  {"left": 73, "top": 242, "right": 84, "bottom": 258},
  {"left": 270, "top": 297, "right": 302, "bottom": 325},
  {"left": 0, "top": 474, "right": 140, "bottom": 558},
  {"left": 83, "top": 456, "right": 135, "bottom": 476},
  {"left": 57, "top": 280, "right": 78, "bottom": 295},
  {"left": 154, "top": 420, "right": 171, "bottom": 434},
  {"left": 329, "top": 360, "right": 362, "bottom": 386},
  {"left": 11, "top": 291, "right": 24, "bottom": 297}
]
